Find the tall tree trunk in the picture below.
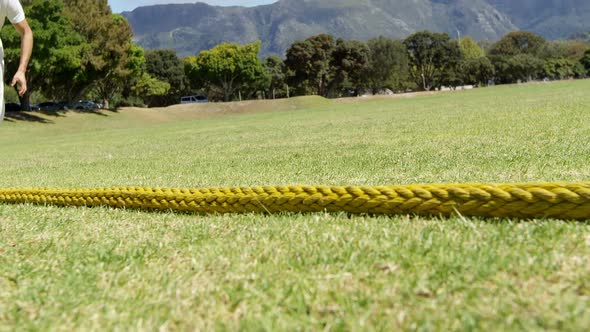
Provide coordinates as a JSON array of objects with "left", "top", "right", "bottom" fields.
[{"left": 223, "top": 81, "right": 232, "bottom": 102}]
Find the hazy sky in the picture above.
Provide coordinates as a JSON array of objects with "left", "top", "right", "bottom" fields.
[{"left": 109, "top": 1, "right": 277, "bottom": 13}]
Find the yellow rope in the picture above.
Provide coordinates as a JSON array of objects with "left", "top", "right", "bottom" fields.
[{"left": 1, "top": 182, "right": 589, "bottom": 220}]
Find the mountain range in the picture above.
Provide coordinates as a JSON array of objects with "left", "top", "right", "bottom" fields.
[{"left": 122, "top": 0, "right": 590, "bottom": 57}]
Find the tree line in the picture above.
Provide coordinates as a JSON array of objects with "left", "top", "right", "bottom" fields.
[
  {"left": 3, "top": 0, "right": 590, "bottom": 109},
  {"left": 190, "top": 31, "right": 590, "bottom": 102}
]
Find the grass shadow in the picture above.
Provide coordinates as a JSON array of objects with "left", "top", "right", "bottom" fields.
[
  {"left": 38, "top": 110, "right": 67, "bottom": 118},
  {"left": 73, "top": 109, "right": 108, "bottom": 117},
  {"left": 4, "top": 108, "right": 111, "bottom": 123},
  {"left": 4, "top": 111, "right": 54, "bottom": 124}
]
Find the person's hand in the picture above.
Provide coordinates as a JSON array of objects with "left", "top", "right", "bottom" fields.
[{"left": 11, "top": 71, "right": 27, "bottom": 96}]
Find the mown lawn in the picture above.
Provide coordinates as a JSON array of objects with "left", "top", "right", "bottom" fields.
[{"left": 1, "top": 81, "right": 590, "bottom": 330}]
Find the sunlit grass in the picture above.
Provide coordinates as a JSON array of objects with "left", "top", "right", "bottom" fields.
[{"left": 1, "top": 80, "right": 589, "bottom": 330}]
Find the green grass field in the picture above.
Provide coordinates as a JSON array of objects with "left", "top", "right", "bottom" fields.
[{"left": 1, "top": 81, "right": 590, "bottom": 330}]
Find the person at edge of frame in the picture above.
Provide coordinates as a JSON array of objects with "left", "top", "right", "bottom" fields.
[{"left": 0, "top": 0, "right": 33, "bottom": 123}]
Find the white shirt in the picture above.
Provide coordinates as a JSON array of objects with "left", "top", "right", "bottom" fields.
[
  {"left": 0, "top": 0, "right": 25, "bottom": 27},
  {"left": 0, "top": 0, "right": 25, "bottom": 54}
]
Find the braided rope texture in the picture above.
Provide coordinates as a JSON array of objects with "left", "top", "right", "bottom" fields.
[{"left": 1, "top": 183, "right": 589, "bottom": 220}]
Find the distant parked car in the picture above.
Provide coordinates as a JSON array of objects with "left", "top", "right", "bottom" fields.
[
  {"left": 180, "top": 95, "right": 208, "bottom": 104},
  {"left": 56, "top": 101, "right": 69, "bottom": 110},
  {"left": 5, "top": 102, "right": 21, "bottom": 112},
  {"left": 29, "top": 104, "right": 40, "bottom": 111},
  {"left": 70, "top": 100, "right": 99, "bottom": 110},
  {"left": 38, "top": 101, "right": 61, "bottom": 112}
]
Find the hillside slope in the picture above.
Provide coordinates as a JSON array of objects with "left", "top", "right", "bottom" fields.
[
  {"left": 123, "top": 0, "right": 590, "bottom": 57},
  {"left": 123, "top": 0, "right": 517, "bottom": 57},
  {"left": 487, "top": 0, "right": 590, "bottom": 39}
]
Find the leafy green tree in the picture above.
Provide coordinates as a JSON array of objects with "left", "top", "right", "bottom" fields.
[
  {"left": 132, "top": 73, "right": 171, "bottom": 99},
  {"left": 438, "top": 44, "right": 465, "bottom": 89},
  {"left": 539, "top": 40, "right": 588, "bottom": 61},
  {"left": 511, "top": 54, "right": 545, "bottom": 82},
  {"left": 462, "top": 57, "right": 495, "bottom": 86},
  {"left": 1, "top": 0, "right": 85, "bottom": 107},
  {"left": 329, "top": 39, "right": 370, "bottom": 96},
  {"left": 100, "top": 43, "right": 169, "bottom": 108},
  {"left": 117, "top": 43, "right": 148, "bottom": 100},
  {"left": 145, "top": 49, "right": 188, "bottom": 106},
  {"left": 62, "top": 0, "right": 135, "bottom": 102},
  {"left": 488, "top": 32, "right": 548, "bottom": 84},
  {"left": 238, "top": 68, "right": 268, "bottom": 101},
  {"left": 489, "top": 31, "right": 546, "bottom": 57},
  {"left": 488, "top": 55, "right": 511, "bottom": 84},
  {"left": 365, "top": 36, "right": 412, "bottom": 94},
  {"left": 543, "top": 58, "right": 586, "bottom": 80},
  {"left": 263, "top": 55, "right": 287, "bottom": 99},
  {"left": 490, "top": 53, "right": 545, "bottom": 84},
  {"left": 185, "top": 42, "right": 265, "bottom": 102},
  {"left": 457, "top": 36, "right": 492, "bottom": 87},
  {"left": 404, "top": 31, "right": 463, "bottom": 90},
  {"left": 459, "top": 36, "right": 484, "bottom": 60},
  {"left": 90, "top": 14, "right": 137, "bottom": 109},
  {"left": 285, "top": 34, "right": 336, "bottom": 97},
  {"left": 581, "top": 48, "right": 590, "bottom": 75},
  {"left": 4, "top": 0, "right": 139, "bottom": 107}
]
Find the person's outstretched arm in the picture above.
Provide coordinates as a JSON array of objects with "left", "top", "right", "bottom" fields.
[{"left": 11, "top": 19, "right": 33, "bottom": 96}]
